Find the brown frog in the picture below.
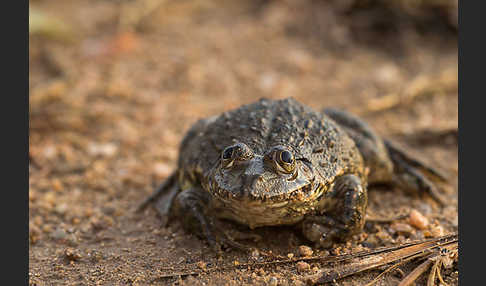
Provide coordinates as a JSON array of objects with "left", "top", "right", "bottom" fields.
[{"left": 138, "top": 98, "right": 446, "bottom": 249}]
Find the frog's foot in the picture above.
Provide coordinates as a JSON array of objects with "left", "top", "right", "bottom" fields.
[
  {"left": 169, "top": 187, "right": 222, "bottom": 251},
  {"left": 384, "top": 140, "right": 448, "bottom": 205},
  {"left": 215, "top": 231, "right": 254, "bottom": 252},
  {"left": 301, "top": 174, "right": 367, "bottom": 248},
  {"left": 210, "top": 223, "right": 261, "bottom": 252},
  {"left": 301, "top": 217, "right": 348, "bottom": 248},
  {"left": 170, "top": 188, "right": 252, "bottom": 253},
  {"left": 224, "top": 228, "right": 262, "bottom": 243}
]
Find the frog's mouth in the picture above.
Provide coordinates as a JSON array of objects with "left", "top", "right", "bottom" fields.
[
  {"left": 209, "top": 168, "right": 322, "bottom": 206},
  {"left": 207, "top": 177, "right": 327, "bottom": 228}
]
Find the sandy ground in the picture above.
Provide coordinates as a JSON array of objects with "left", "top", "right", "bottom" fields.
[{"left": 29, "top": 1, "right": 457, "bottom": 285}]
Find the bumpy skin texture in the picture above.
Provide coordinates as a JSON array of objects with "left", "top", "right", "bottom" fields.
[{"left": 138, "top": 98, "right": 445, "bottom": 249}]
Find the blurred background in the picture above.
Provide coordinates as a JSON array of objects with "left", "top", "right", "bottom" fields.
[{"left": 29, "top": 0, "right": 458, "bottom": 284}]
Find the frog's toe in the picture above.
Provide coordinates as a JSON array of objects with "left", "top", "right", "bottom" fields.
[
  {"left": 226, "top": 229, "right": 262, "bottom": 242},
  {"left": 301, "top": 221, "right": 341, "bottom": 248},
  {"left": 385, "top": 140, "right": 448, "bottom": 205},
  {"left": 385, "top": 140, "right": 447, "bottom": 182},
  {"left": 393, "top": 164, "right": 447, "bottom": 205},
  {"left": 212, "top": 225, "right": 255, "bottom": 252}
]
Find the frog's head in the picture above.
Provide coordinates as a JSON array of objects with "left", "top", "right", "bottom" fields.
[{"left": 209, "top": 142, "right": 318, "bottom": 204}]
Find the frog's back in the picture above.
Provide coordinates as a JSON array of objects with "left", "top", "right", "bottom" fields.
[{"left": 177, "top": 98, "right": 365, "bottom": 186}]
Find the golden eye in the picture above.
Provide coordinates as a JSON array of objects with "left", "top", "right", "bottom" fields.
[
  {"left": 221, "top": 143, "right": 254, "bottom": 168},
  {"left": 222, "top": 146, "right": 234, "bottom": 160},
  {"left": 221, "top": 146, "right": 235, "bottom": 168},
  {"left": 276, "top": 149, "right": 295, "bottom": 174},
  {"left": 280, "top": 150, "right": 293, "bottom": 164}
]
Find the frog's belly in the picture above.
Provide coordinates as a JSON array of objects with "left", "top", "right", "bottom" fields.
[{"left": 210, "top": 197, "right": 316, "bottom": 229}]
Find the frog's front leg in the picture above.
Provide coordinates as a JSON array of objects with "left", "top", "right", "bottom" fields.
[
  {"left": 171, "top": 187, "right": 220, "bottom": 249},
  {"left": 171, "top": 187, "right": 252, "bottom": 252},
  {"left": 301, "top": 174, "right": 367, "bottom": 248}
]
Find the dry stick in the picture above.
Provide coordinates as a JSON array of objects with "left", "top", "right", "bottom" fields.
[
  {"left": 397, "top": 258, "right": 434, "bottom": 286},
  {"left": 436, "top": 260, "right": 450, "bottom": 286},
  {"left": 398, "top": 242, "right": 458, "bottom": 286},
  {"left": 308, "top": 234, "right": 457, "bottom": 284},
  {"left": 427, "top": 258, "right": 439, "bottom": 286},
  {"left": 363, "top": 256, "right": 419, "bottom": 286},
  {"left": 153, "top": 234, "right": 457, "bottom": 281},
  {"left": 363, "top": 252, "right": 434, "bottom": 286}
]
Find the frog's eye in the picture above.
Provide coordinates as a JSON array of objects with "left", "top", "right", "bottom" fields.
[
  {"left": 222, "top": 146, "right": 234, "bottom": 160},
  {"left": 221, "top": 143, "right": 253, "bottom": 168},
  {"left": 280, "top": 150, "right": 294, "bottom": 164},
  {"left": 221, "top": 146, "right": 235, "bottom": 168},
  {"left": 273, "top": 148, "right": 295, "bottom": 174}
]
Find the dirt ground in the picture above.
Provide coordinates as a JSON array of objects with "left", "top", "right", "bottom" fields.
[{"left": 29, "top": 0, "right": 458, "bottom": 285}]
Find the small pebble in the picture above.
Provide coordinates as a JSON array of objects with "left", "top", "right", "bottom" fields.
[
  {"left": 268, "top": 276, "right": 278, "bottom": 286},
  {"left": 54, "top": 203, "right": 68, "bottom": 215},
  {"left": 87, "top": 250, "right": 103, "bottom": 263},
  {"left": 298, "top": 245, "right": 313, "bottom": 257},
  {"left": 250, "top": 249, "right": 260, "bottom": 261},
  {"left": 196, "top": 261, "right": 207, "bottom": 270},
  {"left": 42, "top": 145, "right": 58, "bottom": 159},
  {"left": 87, "top": 142, "right": 118, "bottom": 157},
  {"left": 42, "top": 224, "right": 53, "bottom": 233},
  {"left": 408, "top": 209, "right": 429, "bottom": 230},
  {"left": 296, "top": 261, "right": 310, "bottom": 273},
  {"left": 50, "top": 228, "right": 67, "bottom": 240},
  {"left": 51, "top": 179, "right": 63, "bottom": 192},
  {"left": 390, "top": 223, "right": 414, "bottom": 235},
  {"left": 64, "top": 248, "right": 82, "bottom": 261},
  {"left": 292, "top": 279, "right": 305, "bottom": 286}
]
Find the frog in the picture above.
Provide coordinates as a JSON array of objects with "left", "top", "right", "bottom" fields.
[{"left": 137, "top": 98, "right": 446, "bottom": 249}]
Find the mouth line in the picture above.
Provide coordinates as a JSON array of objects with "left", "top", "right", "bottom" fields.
[{"left": 210, "top": 181, "right": 320, "bottom": 205}]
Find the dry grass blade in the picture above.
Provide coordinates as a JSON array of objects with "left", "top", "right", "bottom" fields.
[
  {"left": 427, "top": 258, "right": 439, "bottom": 286},
  {"left": 153, "top": 234, "right": 457, "bottom": 283},
  {"left": 398, "top": 258, "right": 434, "bottom": 286},
  {"left": 436, "top": 260, "right": 450, "bottom": 286},
  {"left": 363, "top": 259, "right": 407, "bottom": 286},
  {"left": 307, "top": 233, "right": 457, "bottom": 284},
  {"left": 398, "top": 242, "right": 457, "bottom": 286}
]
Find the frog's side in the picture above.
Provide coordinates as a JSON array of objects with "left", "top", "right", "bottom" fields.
[{"left": 138, "top": 98, "right": 446, "bottom": 249}]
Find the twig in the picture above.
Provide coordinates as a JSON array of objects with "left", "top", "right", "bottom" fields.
[
  {"left": 307, "top": 234, "right": 457, "bottom": 284},
  {"left": 398, "top": 258, "right": 434, "bottom": 286},
  {"left": 363, "top": 254, "right": 418, "bottom": 286},
  {"left": 152, "top": 234, "right": 457, "bottom": 282}
]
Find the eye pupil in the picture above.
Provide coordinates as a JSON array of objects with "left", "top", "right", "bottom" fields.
[
  {"left": 222, "top": 147, "right": 234, "bottom": 159},
  {"left": 281, "top": 151, "right": 293, "bottom": 163}
]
